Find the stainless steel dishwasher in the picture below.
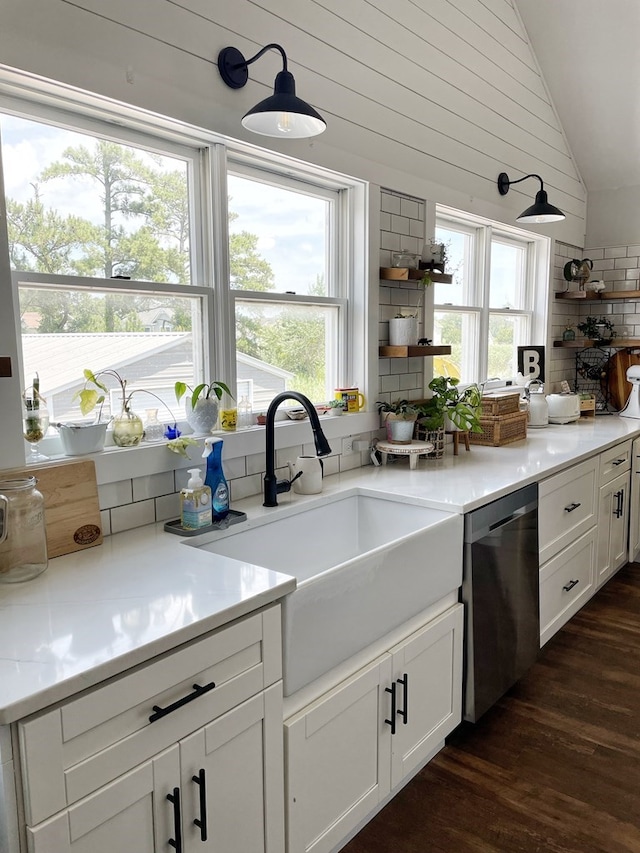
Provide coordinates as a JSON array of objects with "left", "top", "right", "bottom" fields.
[{"left": 462, "top": 483, "right": 539, "bottom": 722}]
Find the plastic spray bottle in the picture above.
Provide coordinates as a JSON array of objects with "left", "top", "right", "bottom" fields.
[
  {"left": 180, "top": 468, "right": 212, "bottom": 530},
  {"left": 202, "top": 437, "right": 230, "bottom": 521}
]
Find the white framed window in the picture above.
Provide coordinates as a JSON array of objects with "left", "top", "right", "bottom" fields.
[
  {"left": 433, "top": 207, "right": 549, "bottom": 384},
  {"left": 0, "top": 76, "right": 368, "bottom": 465},
  {"left": 227, "top": 163, "right": 349, "bottom": 406}
]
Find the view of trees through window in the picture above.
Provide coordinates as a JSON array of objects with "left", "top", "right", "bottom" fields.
[{"left": 4, "top": 114, "right": 339, "bottom": 411}]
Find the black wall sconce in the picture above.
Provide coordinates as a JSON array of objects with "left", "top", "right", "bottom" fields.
[
  {"left": 217, "top": 44, "right": 326, "bottom": 139},
  {"left": 497, "top": 172, "right": 565, "bottom": 224}
]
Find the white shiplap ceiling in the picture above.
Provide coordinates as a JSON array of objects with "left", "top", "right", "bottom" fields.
[{"left": 514, "top": 0, "right": 640, "bottom": 193}]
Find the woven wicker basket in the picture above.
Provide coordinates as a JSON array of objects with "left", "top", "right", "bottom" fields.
[
  {"left": 469, "top": 410, "right": 528, "bottom": 447},
  {"left": 414, "top": 422, "right": 445, "bottom": 458},
  {"left": 480, "top": 393, "right": 521, "bottom": 417}
]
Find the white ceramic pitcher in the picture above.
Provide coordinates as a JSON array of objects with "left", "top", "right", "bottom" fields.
[{"left": 287, "top": 456, "right": 323, "bottom": 495}]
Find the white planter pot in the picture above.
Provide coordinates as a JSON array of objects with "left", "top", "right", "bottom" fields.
[
  {"left": 57, "top": 422, "right": 108, "bottom": 455},
  {"left": 389, "top": 317, "right": 418, "bottom": 347},
  {"left": 185, "top": 397, "right": 219, "bottom": 434},
  {"left": 385, "top": 415, "right": 416, "bottom": 444}
]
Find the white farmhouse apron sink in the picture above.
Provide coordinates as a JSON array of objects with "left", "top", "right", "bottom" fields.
[{"left": 193, "top": 490, "right": 463, "bottom": 695}]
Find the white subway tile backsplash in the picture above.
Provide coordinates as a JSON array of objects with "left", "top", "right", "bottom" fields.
[
  {"left": 381, "top": 230, "right": 401, "bottom": 251},
  {"left": 229, "top": 473, "right": 262, "bottom": 502},
  {"left": 380, "top": 211, "right": 391, "bottom": 231},
  {"left": 155, "top": 492, "right": 180, "bottom": 522},
  {"left": 222, "top": 456, "right": 246, "bottom": 479},
  {"left": 132, "top": 471, "right": 175, "bottom": 502},
  {"left": 605, "top": 247, "right": 627, "bottom": 258},
  {"left": 627, "top": 246, "right": 640, "bottom": 256},
  {"left": 100, "top": 509, "right": 111, "bottom": 536},
  {"left": 381, "top": 374, "right": 401, "bottom": 393},
  {"left": 98, "top": 479, "right": 133, "bottom": 510},
  {"left": 321, "top": 454, "right": 340, "bottom": 477},
  {"left": 613, "top": 257, "right": 638, "bottom": 269},
  {"left": 400, "top": 198, "right": 420, "bottom": 219},
  {"left": 111, "top": 499, "right": 155, "bottom": 533},
  {"left": 410, "top": 219, "right": 425, "bottom": 239},
  {"left": 381, "top": 193, "right": 401, "bottom": 215},
  {"left": 391, "top": 214, "right": 411, "bottom": 236}
]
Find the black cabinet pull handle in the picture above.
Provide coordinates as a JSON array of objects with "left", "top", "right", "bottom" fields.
[
  {"left": 384, "top": 683, "right": 397, "bottom": 735},
  {"left": 563, "top": 579, "right": 579, "bottom": 592},
  {"left": 149, "top": 682, "right": 216, "bottom": 723},
  {"left": 564, "top": 502, "right": 581, "bottom": 513},
  {"left": 612, "top": 458, "right": 626, "bottom": 466},
  {"left": 192, "top": 768, "right": 208, "bottom": 842},
  {"left": 613, "top": 490, "right": 622, "bottom": 518},
  {"left": 397, "top": 674, "right": 409, "bottom": 725},
  {"left": 167, "top": 787, "right": 183, "bottom": 852}
]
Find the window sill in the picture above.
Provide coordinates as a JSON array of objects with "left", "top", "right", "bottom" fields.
[{"left": 32, "top": 411, "right": 380, "bottom": 485}]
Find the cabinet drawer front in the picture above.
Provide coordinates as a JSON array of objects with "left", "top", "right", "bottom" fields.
[
  {"left": 20, "top": 607, "right": 278, "bottom": 826},
  {"left": 539, "top": 457, "right": 598, "bottom": 563},
  {"left": 600, "top": 440, "right": 632, "bottom": 484},
  {"left": 540, "top": 528, "right": 596, "bottom": 646}
]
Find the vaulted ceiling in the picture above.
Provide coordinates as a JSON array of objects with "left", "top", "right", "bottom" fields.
[{"left": 515, "top": 0, "right": 640, "bottom": 193}]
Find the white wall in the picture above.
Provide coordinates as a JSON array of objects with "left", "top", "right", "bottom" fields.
[
  {"left": 0, "top": 0, "right": 584, "bottom": 241},
  {"left": 587, "top": 187, "right": 640, "bottom": 248}
]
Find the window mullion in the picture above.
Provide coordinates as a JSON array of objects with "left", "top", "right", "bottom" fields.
[{"left": 206, "top": 143, "right": 236, "bottom": 394}]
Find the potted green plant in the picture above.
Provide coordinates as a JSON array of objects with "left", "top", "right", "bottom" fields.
[
  {"left": 328, "top": 398, "right": 345, "bottom": 416},
  {"left": 76, "top": 369, "right": 179, "bottom": 448},
  {"left": 577, "top": 316, "right": 615, "bottom": 341},
  {"left": 417, "top": 376, "right": 483, "bottom": 434},
  {"left": 376, "top": 399, "right": 418, "bottom": 444},
  {"left": 175, "top": 380, "right": 233, "bottom": 434}
]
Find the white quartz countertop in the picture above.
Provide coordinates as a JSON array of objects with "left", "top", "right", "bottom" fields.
[
  {"left": 1, "top": 414, "right": 639, "bottom": 723},
  {"left": 0, "top": 523, "right": 296, "bottom": 723}
]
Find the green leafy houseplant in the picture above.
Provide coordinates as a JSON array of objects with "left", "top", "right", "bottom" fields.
[
  {"left": 577, "top": 316, "right": 615, "bottom": 341},
  {"left": 376, "top": 399, "right": 418, "bottom": 419},
  {"left": 76, "top": 369, "right": 179, "bottom": 447},
  {"left": 175, "top": 379, "right": 233, "bottom": 435},
  {"left": 416, "top": 376, "right": 483, "bottom": 433},
  {"left": 376, "top": 400, "right": 418, "bottom": 444},
  {"left": 174, "top": 380, "right": 232, "bottom": 411}
]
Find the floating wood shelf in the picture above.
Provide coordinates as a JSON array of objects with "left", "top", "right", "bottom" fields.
[
  {"left": 380, "top": 267, "right": 453, "bottom": 284},
  {"left": 553, "top": 338, "right": 640, "bottom": 348},
  {"left": 555, "top": 289, "right": 640, "bottom": 300},
  {"left": 379, "top": 345, "right": 452, "bottom": 357}
]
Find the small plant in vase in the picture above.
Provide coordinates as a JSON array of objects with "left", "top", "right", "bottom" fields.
[
  {"left": 77, "top": 369, "right": 179, "bottom": 447},
  {"left": 175, "top": 380, "right": 233, "bottom": 435},
  {"left": 376, "top": 399, "right": 418, "bottom": 444},
  {"left": 328, "top": 398, "right": 345, "bottom": 416}
]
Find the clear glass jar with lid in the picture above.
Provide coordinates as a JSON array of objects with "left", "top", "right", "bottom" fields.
[
  {"left": 392, "top": 249, "right": 420, "bottom": 269},
  {"left": 0, "top": 477, "right": 48, "bottom": 583}
]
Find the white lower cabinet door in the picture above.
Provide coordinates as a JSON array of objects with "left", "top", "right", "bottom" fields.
[
  {"left": 285, "top": 655, "right": 393, "bottom": 853},
  {"left": 179, "top": 683, "right": 284, "bottom": 853},
  {"left": 597, "top": 471, "right": 630, "bottom": 590},
  {"left": 27, "top": 748, "right": 180, "bottom": 853},
  {"left": 388, "top": 604, "right": 463, "bottom": 789}
]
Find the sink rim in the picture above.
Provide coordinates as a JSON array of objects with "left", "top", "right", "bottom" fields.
[{"left": 187, "top": 487, "right": 459, "bottom": 586}]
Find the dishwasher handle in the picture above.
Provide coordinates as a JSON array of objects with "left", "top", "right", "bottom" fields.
[
  {"left": 488, "top": 505, "right": 530, "bottom": 532},
  {"left": 466, "top": 495, "right": 538, "bottom": 543}
]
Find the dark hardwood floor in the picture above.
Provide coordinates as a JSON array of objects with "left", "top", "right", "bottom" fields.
[{"left": 343, "top": 563, "right": 640, "bottom": 853}]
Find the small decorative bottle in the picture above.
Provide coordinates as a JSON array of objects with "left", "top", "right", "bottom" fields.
[
  {"left": 143, "top": 408, "right": 165, "bottom": 442},
  {"left": 238, "top": 395, "right": 252, "bottom": 429}
]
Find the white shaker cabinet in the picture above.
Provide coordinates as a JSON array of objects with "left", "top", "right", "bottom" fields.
[
  {"left": 13, "top": 604, "right": 285, "bottom": 853},
  {"left": 596, "top": 470, "right": 630, "bottom": 589},
  {"left": 539, "top": 456, "right": 599, "bottom": 646},
  {"left": 596, "top": 441, "right": 631, "bottom": 590},
  {"left": 284, "top": 603, "right": 463, "bottom": 853}
]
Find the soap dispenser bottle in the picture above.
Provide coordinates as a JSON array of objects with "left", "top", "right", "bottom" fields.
[
  {"left": 180, "top": 468, "right": 212, "bottom": 530},
  {"left": 203, "top": 437, "right": 230, "bottom": 521}
]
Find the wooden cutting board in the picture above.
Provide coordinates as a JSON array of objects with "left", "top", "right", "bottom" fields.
[
  {"left": 607, "top": 350, "right": 640, "bottom": 411},
  {"left": 0, "top": 459, "right": 102, "bottom": 558}
]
